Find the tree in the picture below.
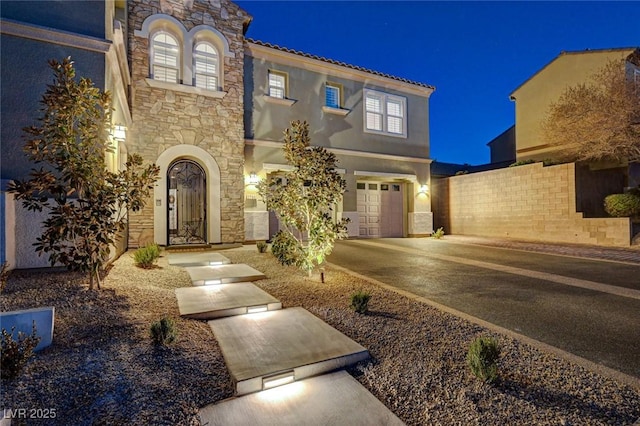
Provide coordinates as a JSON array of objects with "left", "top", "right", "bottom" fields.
[
  {"left": 258, "top": 121, "right": 349, "bottom": 276},
  {"left": 542, "top": 59, "right": 640, "bottom": 163},
  {"left": 8, "top": 58, "right": 160, "bottom": 290}
]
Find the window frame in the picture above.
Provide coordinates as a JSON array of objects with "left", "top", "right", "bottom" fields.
[
  {"left": 268, "top": 70, "right": 288, "bottom": 99},
  {"left": 150, "top": 30, "right": 181, "bottom": 84},
  {"left": 325, "top": 82, "right": 342, "bottom": 109},
  {"left": 193, "top": 41, "right": 220, "bottom": 91},
  {"left": 363, "top": 88, "right": 408, "bottom": 138}
]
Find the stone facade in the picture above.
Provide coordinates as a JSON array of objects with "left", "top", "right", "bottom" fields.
[
  {"left": 127, "top": 0, "right": 249, "bottom": 246},
  {"left": 433, "top": 162, "right": 631, "bottom": 247}
]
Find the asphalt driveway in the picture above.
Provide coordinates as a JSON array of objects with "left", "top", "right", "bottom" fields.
[{"left": 327, "top": 238, "right": 640, "bottom": 380}]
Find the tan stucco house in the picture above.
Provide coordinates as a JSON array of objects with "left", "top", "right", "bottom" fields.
[{"left": 510, "top": 47, "right": 640, "bottom": 161}]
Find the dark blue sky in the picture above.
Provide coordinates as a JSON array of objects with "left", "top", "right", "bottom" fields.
[{"left": 237, "top": 1, "right": 639, "bottom": 165}]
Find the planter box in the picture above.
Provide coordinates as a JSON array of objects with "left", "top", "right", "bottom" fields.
[{"left": 0, "top": 306, "right": 55, "bottom": 351}]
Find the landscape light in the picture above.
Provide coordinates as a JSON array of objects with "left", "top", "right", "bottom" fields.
[
  {"left": 262, "top": 371, "right": 295, "bottom": 390},
  {"left": 209, "top": 261, "right": 223, "bottom": 266},
  {"left": 247, "top": 305, "right": 268, "bottom": 314},
  {"left": 204, "top": 279, "right": 221, "bottom": 285}
]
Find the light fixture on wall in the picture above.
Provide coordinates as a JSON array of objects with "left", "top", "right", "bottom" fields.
[
  {"left": 418, "top": 184, "right": 429, "bottom": 195},
  {"left": 112, "top": 124, "right": 126, "bottom": 141},
  {"left": 247, "top": 172, "right": 260, "bottom": 186}
]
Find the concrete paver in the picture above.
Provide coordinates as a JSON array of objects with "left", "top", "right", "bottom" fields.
[
  {"left": 185, "top": 264, "right": 266, "bottom": 285},
  {"left": 167, "top": 252, "right": 231, "bottom": 267},
  {"left": 175, "top": 284, "right": 281, "bottom": 320},
  {"left": 198, "top": 370, "right": 404, "bottom": 426},
  {"left": 208, "top": 307, "right": 369, "bottom": 395}
]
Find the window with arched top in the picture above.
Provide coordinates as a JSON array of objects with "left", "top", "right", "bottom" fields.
[
  {"left": 193, "top": 41, "right": 219, "bottom": 90},
  {"left": 151, "top": 31, "right": 180, "bottom": 83}
]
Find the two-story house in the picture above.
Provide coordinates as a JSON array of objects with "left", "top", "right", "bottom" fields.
[
  {"left": 1, "top": 0, "right": 434, "bottom": 269},
  {"left": 510, "top": 47, "right": 640, "bottom": 162}
]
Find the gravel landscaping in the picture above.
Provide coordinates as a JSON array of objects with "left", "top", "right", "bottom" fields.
[{"left": 1, "top": 246, "right": 639, "bottom": 425}]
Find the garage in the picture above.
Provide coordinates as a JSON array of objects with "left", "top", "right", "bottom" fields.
[{"left": 357, "top": 182, "right": 404, "bottom": 237}]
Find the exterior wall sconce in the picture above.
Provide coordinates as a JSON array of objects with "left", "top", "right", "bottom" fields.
[
  {"left": 418, "top": 184, "right": 429, "bottom": 194},
  {"left": 262, "top": 370, "right": 295, "bottom": 390},
  {"left": 112, "top": 124, "right": 126, "bottom": 141},
  {"left": 247, "top": 172, "right": 260, "bottom": 186}
]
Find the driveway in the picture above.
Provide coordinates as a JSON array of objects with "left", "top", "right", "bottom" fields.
[{"left": 327, "top": 238, "right": 640, "bottom": 380}]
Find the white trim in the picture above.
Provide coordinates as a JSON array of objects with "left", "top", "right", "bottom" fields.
[
  {"left": 363, "top": 88, "right": 407, "bottom": 138},
  {"left": 322, "top": 106, "right": 350, "bottom": 116},
  {"left": 154, "top": 145, "right": 221, "bottom": 245},
  {"left": 354, "top": 170, "right": 418, "bottom": 182},
  {"left": 145, "top": 78, "right": 226, "bottom": 98},
  {"left": 263, "top": 95, "right": 296, "bottom": 106},
  {"left": 0, "top": 18, "right": 111, "bottom": 53},
  {"left": 262, "top": 163, "right": 345, "bottom": 174},
  {"left": 188, "top": 24, "right": 234, "bottom": 58},
  {"left": 246, "top": 139, "right": 432, "bottom": 164}
]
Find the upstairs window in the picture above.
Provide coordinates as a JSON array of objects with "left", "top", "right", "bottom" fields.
[
  {"left": 268, "top": 71, "right": 287, "bottom": 98},
  {"left": 325, "top": 83, "right": 341, "bottom": 108},
  {"left": 364, "top": 89, "right": 407, "bottom": 138},
  {"left": 151, "top": 31, "right": 180, "bottom": 83},
  {"left": 193, "top": 42, "right": 219, "bottom": 90}
]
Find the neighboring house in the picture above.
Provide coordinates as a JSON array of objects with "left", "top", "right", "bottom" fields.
[
  {"left": 1, "top": 0, "right": 435, "bottom": 268},
  {"left": 509, "top": 47, "right": 640, "bottom": 162},
  {"left": 486, "top": 125, "right": 515, "bottom": 164},
  {"left": 1, "top": 1, "right": 130, "bottom": 268}
]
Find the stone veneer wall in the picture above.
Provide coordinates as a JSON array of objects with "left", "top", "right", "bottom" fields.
[
  {"left": 127, "top": 0, "right": 248, "bottom": 247},
  {"left": 432, "top": 162, "right": 631, "bottom": 247}
]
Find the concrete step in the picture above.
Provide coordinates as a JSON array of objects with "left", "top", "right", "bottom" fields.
[
  {"left": 167, "top": 251, "right": 231, "bottom": 267},
  {"left": 198, "top": 370, "right": 404, "bottom": 425},
  {"left": 208, "top": 307, "right": 369, "bottom": 396},
  {"left": 185, "top": 264, "right": 266, "bottom": 285},
  {"left": 175, "top": 284, "right": 281, "bottom": 320}
]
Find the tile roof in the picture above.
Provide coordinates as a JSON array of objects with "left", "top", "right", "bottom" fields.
[{"left": 246, "top": 38, "right": 435, "bottom": 91}]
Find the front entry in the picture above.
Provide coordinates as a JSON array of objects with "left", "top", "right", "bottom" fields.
[{"left": 167, "top": 159, "right": 207, "bottom": 245}]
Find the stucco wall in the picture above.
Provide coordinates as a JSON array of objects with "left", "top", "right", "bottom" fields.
[
  {"left": 244, "top": 54, "right": 430, "bottom": 159},
  {"left": 433, "top": 162, "right": 631, "bottom": 247},
  {"left": 511, "top": 49, "right": 636, "bottom": 161}
]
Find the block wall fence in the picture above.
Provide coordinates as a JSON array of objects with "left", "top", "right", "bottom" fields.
[{"left": 432, "top": 162, "right": 631, "bottom": 247}]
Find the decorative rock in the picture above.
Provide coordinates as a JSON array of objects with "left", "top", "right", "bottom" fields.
[
  {"left": 165, "top": 90, "right": 175, "bottom": 103},
  {"left": 221, "top": 6, "right": 228, "bottom": 19},
  {"left": 159, "top": 0, "right": 173, "bottom": 14}
]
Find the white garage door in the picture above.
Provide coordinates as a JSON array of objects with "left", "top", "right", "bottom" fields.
[{"left": 357, "top": 182, "right": 403, "bottom": 237}]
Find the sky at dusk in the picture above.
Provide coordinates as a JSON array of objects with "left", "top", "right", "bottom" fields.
[{"left": 236, "top": 1, "right": 640, "bottom": 165}]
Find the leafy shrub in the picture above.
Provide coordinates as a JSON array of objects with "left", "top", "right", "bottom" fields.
[
  {"left": 432, "top": 227, "right": 445, "bottom": 239},
  {"left": 134, "top": 243, "right": 161, "bottom": 269},
  {"left": 270, "top": 231, "right": 300, "bottom": 267},
  {"left": 467, "top": 336, "right": 500, "bottom": 383},
  {"left": 350, "top": 290, "right": 371, "bottom": 314},
  {"left": 1, "top": 322, "right": 41, "bottom": 380},
  {"left": 509, "top": 159, "right": 537, "bottom": 167},
  {"left": 0, "top": 262, "right": 9, "bottom": 294},
  {"left": 604, "top": 193, "right": 640, "bottom": 218},
  {"left": 256, "top": 241, "right": 268, "bottom": 253},
  {"left": 455, "top": 170, "right": 469, "bottom": 175},
  {"left": 150, "top": 317, "right": 177, "bottom": 346}
]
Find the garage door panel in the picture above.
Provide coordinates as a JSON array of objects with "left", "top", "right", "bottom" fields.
[{"left": 357, "top": 181, "right": 403, "bottom": 238}]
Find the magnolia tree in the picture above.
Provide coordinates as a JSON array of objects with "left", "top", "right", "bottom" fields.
[
  {"left": 258, "top": 121, "right": 349, "bottom": 276},
  {"left": 542, "top": 59, "right": 640, "bottom": 163},
  {"left": 8, "top": 58, "right": 159, "bottom": 290}
]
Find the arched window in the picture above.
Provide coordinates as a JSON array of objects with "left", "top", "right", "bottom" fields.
[
  {"left": 151, "top": 31, "right": 180, "bottom": 83},
  {"left": 193, "top": 42, "right": 219, "bottom": 90}
]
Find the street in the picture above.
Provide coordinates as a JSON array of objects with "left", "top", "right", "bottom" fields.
[{"left": 327, "top": 238, "right": 640, "bottom": 379}]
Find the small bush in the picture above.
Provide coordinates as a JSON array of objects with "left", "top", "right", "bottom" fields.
[
  {"left": 134, "top": 243, "right": 161, "bottom": 269},
  {"left": 467, "top": 336, "right": 500, "bottom": 384},
  {"left": 432, "top": 227, "right": 445, "bottom": 239},
  {"left": 604, "top": 193, "right": 640, "bottom": 218},
  {"left": 455, "top": 170, "right": 469, "bottom": 175},
  {"left": 0, "top": 262, "right": 9, "bottom": 294},
  {"left": 1, "top": 322, "right": 41, "bottom": 380},
  {"left": 256, "top": 241, "right": 268, "bottom": 253},
  {"left": 509, "top": 159, "right": 537, "bottom": 167},
  {"left": 150, "top": 317, "right": 177, "bottom": 345},
  {"left": 270, "top": 230, "right": 300, "bottom": 267},
  {"left": 350, "top": 290, "right": 371, "bottom": 314}
]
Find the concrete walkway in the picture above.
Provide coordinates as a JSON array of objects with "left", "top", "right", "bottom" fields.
[
  {"left": 167, "top": 251, "right": 400, "bottom": 425},
  {"left": 443, "top": 234, "right": 640, "bottom": 265}
]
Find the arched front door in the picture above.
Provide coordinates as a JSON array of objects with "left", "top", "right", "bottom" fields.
[{"left": 167, "top": 159, "right": 207, "bottom": 245}]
